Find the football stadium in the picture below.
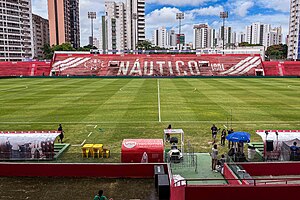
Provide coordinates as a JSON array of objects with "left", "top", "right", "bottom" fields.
[{"left": 0, "top": 52, "right": 300, "bottom": 200}]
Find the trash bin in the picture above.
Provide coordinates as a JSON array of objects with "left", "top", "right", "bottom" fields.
[
  {"left": 248, "top": 146, "right": 256, "bottom": 160},
  {"left": 158, "top": 174, "right": 170, "bottom": 200},
  {"left": 154, "top": 165, "right": 165, "bottom": 190}
]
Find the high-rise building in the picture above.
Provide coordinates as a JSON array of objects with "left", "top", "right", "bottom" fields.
[
  {"left": 264, "top": 27, "right": 282, "bottom": 48},
  {"left": 238, "top": 32, "right": 246, "bottom": 44},
  {"left": 0, "top": 0, "right": 34, "bottom": 61},
  {"left": 176, "top": 34, "right": 185, "bottom": 49},
  {"left": 288, "top": 0, "right": 300, "bottom": 60},
  {"left": 32, "top": 14, "right": 49, "bottom": 59},
  {"left": 209, "top": 29, "right": 217, "bottom": 48},
  {"left": 218, "top": 26, "right": 232, "bottom": 48},
  {"left": 231, "top": 32, "right": 237, "bottom": 46},
  {"left": 102, "top": 1, "right": 126, "bottom": 51},
  {"left": 152, "top": 27, "right": 168, "bottom": 48},
  {"left": 168, "top": 30, "right": 177, "bottom": 47},
  {"left": 126, "top": 0, "right": 145, "bottom": 50},
  {"left": 48, "top": 0, "right": 80, "bottom": 49},
  {"left": 193, "top": 24, "right": 209, "bottom": 49},
  {"left": 101, "top": 0, "right": 145, "bottom": 51},
  {"left": 246, "top": 22, "right": 282, "bottom": 48}
]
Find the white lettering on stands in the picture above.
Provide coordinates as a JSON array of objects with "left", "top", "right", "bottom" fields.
[
  {"left": 144, "top": 61, "right": 154, "bottom": 76},
  {"left": 129, "top": 59, "right": 142, "bottom": 76},
  {"left": 114, "top": 60, "right": 225, "bottom": 76},
  {"left": 211, "top": 63, "right": 225, "bottom": 71},
  {"left": 117, "top": 61, "right": 130, "bottom": 75},
  {"left": 168, "top": 61, "right": 174, "bottom": 76},
  {"left": 157, "top": 61, "right": 165, "bottom": 75},
  {"left": 175, "top": 61, "right": 184, "bottom": 75},
  {"left": 188, "top": 61, "right": 200, "bottom": 75}
]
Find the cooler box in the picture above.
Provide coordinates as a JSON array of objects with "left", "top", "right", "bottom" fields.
[{"left": 121, "top": 139, "right": 164, "bottom": 163}]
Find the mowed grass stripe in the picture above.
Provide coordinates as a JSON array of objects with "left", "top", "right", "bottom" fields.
[
  {"left": 0, "top": 79, "right": 103, "bottom": 121},
  {"left": 221, "top": 79, "right": 300, "bottom": 122},
  {"left": 0, "top": 78, "right": 68, "bottom": 100},
  {"left": 195, "top": 78, "right": 261, "bottom": 122},
  {"left": 173, "top": 79, "right": 231, "bottom": 121},
  {"left": 242, "top": 78, "right": 300, "bottom": 108},
  {"left": 78, "top": 79, "right": 134, "bottom": 123},
  {"left": 119, "top": 79, "right": 157, "bottom": 122},
  {"left": 208, "top": 79, "right": 282, "bottom": 122},
  {"left": 0, "top": 79, "right": 90, "bottom": 118},
  {"left": 29, "top": 79, "right": 130, "bottom": 123},
  {"left": 159, "top": 79, "right": 198, "bottom": 121}
]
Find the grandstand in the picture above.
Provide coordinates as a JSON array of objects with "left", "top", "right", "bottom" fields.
[
  {"left": 0, "top": 53, "right": 299, "bottom": 77},
  {"left": 0, "top": 61, "right": 51, "bottom": 77},
  {"left": 50, "top": 52, "right": 265, "bottom": 77}
]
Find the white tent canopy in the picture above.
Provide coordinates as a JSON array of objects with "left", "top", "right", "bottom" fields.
[{"left": 256, "top": 130, "right": 300, "bottom": 142}]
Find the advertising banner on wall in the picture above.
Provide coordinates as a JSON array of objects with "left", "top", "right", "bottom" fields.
[
  {"left": 121, "top": 139, "right": 164, "bottom": 163},
  {"left": 0, "top": 131, "right": 60, "bottom": 160}
]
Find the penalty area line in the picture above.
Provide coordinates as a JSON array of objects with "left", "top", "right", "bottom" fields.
[
  {"left": 81, "top": 139, "right": 86, "bottom": 146},
  {"left": 88, "top": 132, "right": 93, "bottom": 138}
]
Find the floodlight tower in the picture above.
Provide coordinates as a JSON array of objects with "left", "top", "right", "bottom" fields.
[
  {"left": 176, "top": 12, "right": 184, "bottom": 50},
  {"left": 220, "top": 11, "right": 228, "bottom": 52},
  {"left": 88, "top": 11, "right": 97, "bottom": 47}
]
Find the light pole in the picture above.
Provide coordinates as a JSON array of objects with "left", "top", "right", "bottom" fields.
[
  {"left": 176, "top": 13, "right": 184, "bottom": 50},
  {"left": 88, "top": 12, "right": 97, "bottom": 47},
  {"left": 220, "top": 11, "right": 228, "bottom": 52}
]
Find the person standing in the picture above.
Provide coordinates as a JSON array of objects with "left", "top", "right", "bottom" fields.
[
  {"left": 94, "top": 190, "right": 113, "bottom": 200},
  {"left": 58, "top": 124, "right": 64, "bottom": 143},
  {"left": 290, "top": 142, "right": 299, "bottom": 161},
  {"left": 166, "top": 124, "right": 172, "bottom": 142},
  {"left": 220, "top": 129, "right": 226, "bottom": 146},
  {"left": 211, "top": 124, "right": 218, "bottom": 144},
  {"left": 211, "top": 144, "right": 218, "bottom": 171},
  {"left": 227, "top": 128, "right": 234, "bottom": 149}
]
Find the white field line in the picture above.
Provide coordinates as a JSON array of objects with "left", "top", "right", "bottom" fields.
[
  {"left": 0, "top": 121, "right": 298, "bottom": 124},
  {"left": 157, "top": 79, "right": 161, "bottom": 122},
  {"left": 86, "top": 125, "right": 94, "bottom": 127},
  {"left": 88, "top": 132, "right": 93, "bottom": 137},
  {"left": 94, "top": 125, "right": 98, "bottom": 129},
  {"left": 71, "top": 144, "right": 82, "bottom": 147},
  {"left": 81, "top": 139, "right": 86, "bottom": 146}
]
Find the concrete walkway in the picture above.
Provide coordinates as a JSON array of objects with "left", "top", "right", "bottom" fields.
[{"left": 171, "top": 153, "right": 227, "bottom": 185}]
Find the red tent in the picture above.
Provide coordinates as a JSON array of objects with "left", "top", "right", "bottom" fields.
[{"left": 121, "top": 139, "right": 164, "bottom": 163}]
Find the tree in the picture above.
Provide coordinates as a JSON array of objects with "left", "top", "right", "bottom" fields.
[
  {"left": 42, "top": 44, "right": 54, "bottom": 60},
  {"left": 136, "top": 41, "right": 153, "bottom": 50},
  {"left": 238, "top": 42, "right": 262, "bottom": 47},
  {"left": 42, "top": 43, "right": 76, "bottom": 60},
  {"left": 266, "top": 44, "right": 288, "bottom": 60},
  {"left": 78, "top": 44, "right": 98, "bottom": 51}
]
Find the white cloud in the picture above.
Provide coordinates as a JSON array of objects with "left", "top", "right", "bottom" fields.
[
  {"left": 31, "top": 0, "right": 290, "bottom": 47},
  {"left": 146, "top": 7, "right": 194, "bottom": 28},
  {"left": 31, "top": 0, "right": 48, "bottom": 19},
  {"left": 232, "top": 1, "right": 254, "bottom": 17},
  {"left": 146, "top": 0, "right": 216, "bottom": 6},
  {"left": 188, "top": 5, "right": 224, "bottom": 16},
  {"left": 256, "top": 0, "right": 290, "bottom": 12},
  {"left": 146, "top": 7, "right": 195, "bottom": 42}
]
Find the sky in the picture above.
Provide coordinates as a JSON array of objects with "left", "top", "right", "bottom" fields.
[{"left": 32, "top": 0, "right": 290, "bottom": 46}]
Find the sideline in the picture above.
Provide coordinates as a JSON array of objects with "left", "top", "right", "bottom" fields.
[{"left": 157, "top": 79, "right": 161, "bottom": 122}]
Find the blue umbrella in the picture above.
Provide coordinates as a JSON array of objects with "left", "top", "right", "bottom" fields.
[{"left": 226, "top": 131, "right": 251, "bottom": 143}]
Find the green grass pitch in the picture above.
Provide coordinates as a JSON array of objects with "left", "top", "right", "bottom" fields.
[{"left": 0, "top": 78, "right": 299, "bottom": 160}]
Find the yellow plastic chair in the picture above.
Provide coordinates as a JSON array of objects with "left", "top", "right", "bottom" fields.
[
  {"left": 92, "top": 144, "right": 103, "bottom": 158},
  {"left": 102, "top": 149, "right": 110, "bottom": 158},
  {"left": 81, "top": 144, "right": 93, "bottom": 158}
]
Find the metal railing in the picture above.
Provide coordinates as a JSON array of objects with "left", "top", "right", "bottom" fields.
[
  {"left": 174, "top": 177, "right": 300, "bottom": 187},
  {"left": 168, "top": 153, "right": 198, "bottom": 173}
]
